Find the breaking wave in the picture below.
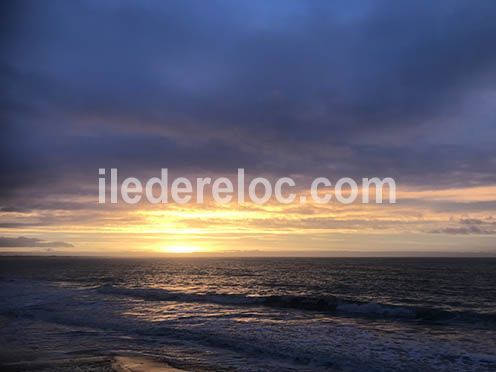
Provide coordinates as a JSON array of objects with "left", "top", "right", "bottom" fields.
[{"left": 97, "top": 284, "right": 496, "bottom": 324}]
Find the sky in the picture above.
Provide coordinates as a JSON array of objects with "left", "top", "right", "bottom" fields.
[{"left": 1, "top": 0, "right": 496, "bottom": 256}]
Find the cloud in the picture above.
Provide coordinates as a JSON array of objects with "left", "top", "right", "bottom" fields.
[
  {"left": 432, "top": 227, "right": 482, "bottom": 235},
  {"left": 428, "top": 226, "right": 495, "bottom": 235},
  {"left": 0, "top": 223, "right": 43, "bottom": 228},
  {"left": 1, "top": 1, "right": 496, "bottom": 196},
  {"left": 1, "top": 1, "right": 496, "bottom": 254},
  {"left": 0, "top": 236, "right": 74, "bottom": 248},
  {"left": 0, "top": 206, "right": 31, "bottom": 213},
  {"left": 458, "top": 217, "right": 496, "bottom": 225}
]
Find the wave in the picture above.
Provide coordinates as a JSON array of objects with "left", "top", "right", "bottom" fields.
[{"left": 96, "top": 285, "right": 496, "bottom": 325}]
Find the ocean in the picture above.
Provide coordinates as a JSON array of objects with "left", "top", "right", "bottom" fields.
[{"left": 1, "top": 257, "right": 495, "bottom": 371}]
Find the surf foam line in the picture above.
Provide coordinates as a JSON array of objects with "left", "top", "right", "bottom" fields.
[{"left": 97, "top": 284, "right": 496, "bottom": 325}]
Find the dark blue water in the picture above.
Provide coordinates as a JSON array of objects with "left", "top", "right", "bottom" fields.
[{"left": 1, "top": 257, "right": 495, "bottom": 370}]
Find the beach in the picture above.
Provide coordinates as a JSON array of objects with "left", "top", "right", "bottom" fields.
[{"left": 1, "top": 354, "right": 184, "bottom": 372}]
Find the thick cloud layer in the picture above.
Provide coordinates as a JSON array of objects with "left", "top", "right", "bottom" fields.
[{"left": 2, "top": 0, "right": 496, "bottom": 198}]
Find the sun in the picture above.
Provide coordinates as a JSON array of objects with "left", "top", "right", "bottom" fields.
[{"left": 163, "top": 245, "right": 198, "bottom": 254}]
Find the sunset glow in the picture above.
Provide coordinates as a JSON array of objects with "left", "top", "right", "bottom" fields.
[
  {"left": 162, "top": 245, "right": 200, "bottom": 254},
  {"left": 2, "top": 2, "right": 496, "bottom": 370},
  {"left": 1, "top": 2, "right": 495, "bottom": 258}
]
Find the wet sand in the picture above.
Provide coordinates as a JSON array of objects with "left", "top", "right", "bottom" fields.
[
  {"left": 112, "top": 356, "right": 185, "bottom": 372},
  {"left": 0, "top": 355, "right": 185, "bottom": 372}
]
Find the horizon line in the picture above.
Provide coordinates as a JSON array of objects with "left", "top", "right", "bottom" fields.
[{"left": 1, "top": 250, "right": 495, "bottom": 258}]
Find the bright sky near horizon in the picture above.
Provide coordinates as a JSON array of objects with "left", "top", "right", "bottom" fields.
[{"left": 1, "top": 1, "right": 496, "bottom": 255}]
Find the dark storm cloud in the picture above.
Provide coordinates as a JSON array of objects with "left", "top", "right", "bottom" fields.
[
  {"left": 0, "top": 236, "right": 74, "bottom": 248},
  {"left": 2, "top": 0, "right": 496, "bottom": 198}
]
